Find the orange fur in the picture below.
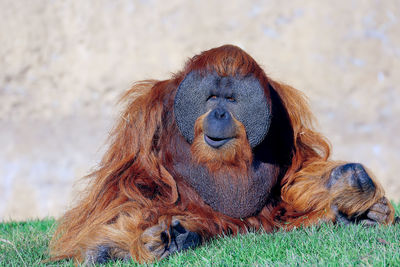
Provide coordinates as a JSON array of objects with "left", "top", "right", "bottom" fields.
[{"left": 50, "top": 45, "right": 394, "bottom": 264}]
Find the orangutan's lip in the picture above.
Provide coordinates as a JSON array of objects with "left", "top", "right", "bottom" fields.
[{"left": 204, "top": 135, "right": 233, "bottom": 148}]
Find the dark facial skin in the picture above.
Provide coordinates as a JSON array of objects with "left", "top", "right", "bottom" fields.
[
  {"left": 203, "top": 108, "right": 236, "bottom": 148},
  {"left": 203, "top": 77, "right": 242, "bottom": 148},
  {"left": 174, "top": 72, "right": 271, "bottom": 147}
]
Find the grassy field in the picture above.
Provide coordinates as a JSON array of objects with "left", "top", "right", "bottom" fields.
[{"left": 1, "top": 205, "right": 399, "bottom": 266}]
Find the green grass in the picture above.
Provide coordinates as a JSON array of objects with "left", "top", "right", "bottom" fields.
[{"left": 1, "top": 205, "right": 399, "bottom": 266}]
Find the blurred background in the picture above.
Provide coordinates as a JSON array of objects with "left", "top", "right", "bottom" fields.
[{"left": 1, "top": 0, "right": 399, "bottom": 221}]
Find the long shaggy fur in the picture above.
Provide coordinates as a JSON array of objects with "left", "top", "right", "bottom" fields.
[{"left": 50, "top": 45, "right": 392, "bottom": 263}]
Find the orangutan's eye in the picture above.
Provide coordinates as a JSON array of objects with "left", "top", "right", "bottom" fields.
[
  {"left": 226, "top": 96, "right": 235, "bottom": 102},
  {"left": 207, "top": 95, "right": 218, "bottom": 101}
]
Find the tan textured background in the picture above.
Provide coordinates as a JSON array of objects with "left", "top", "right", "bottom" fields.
[{"left": 1, "top": 0, "right": 399, "bottom": 221}]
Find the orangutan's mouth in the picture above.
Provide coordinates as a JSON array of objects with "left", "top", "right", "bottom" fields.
[{"left": 204, "top": 135, "right": 233, "bottom": 148}]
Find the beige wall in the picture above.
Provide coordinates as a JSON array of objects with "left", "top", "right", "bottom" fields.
[{"left": 1, "top": 0, "right": 399, "bottom": 221}]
